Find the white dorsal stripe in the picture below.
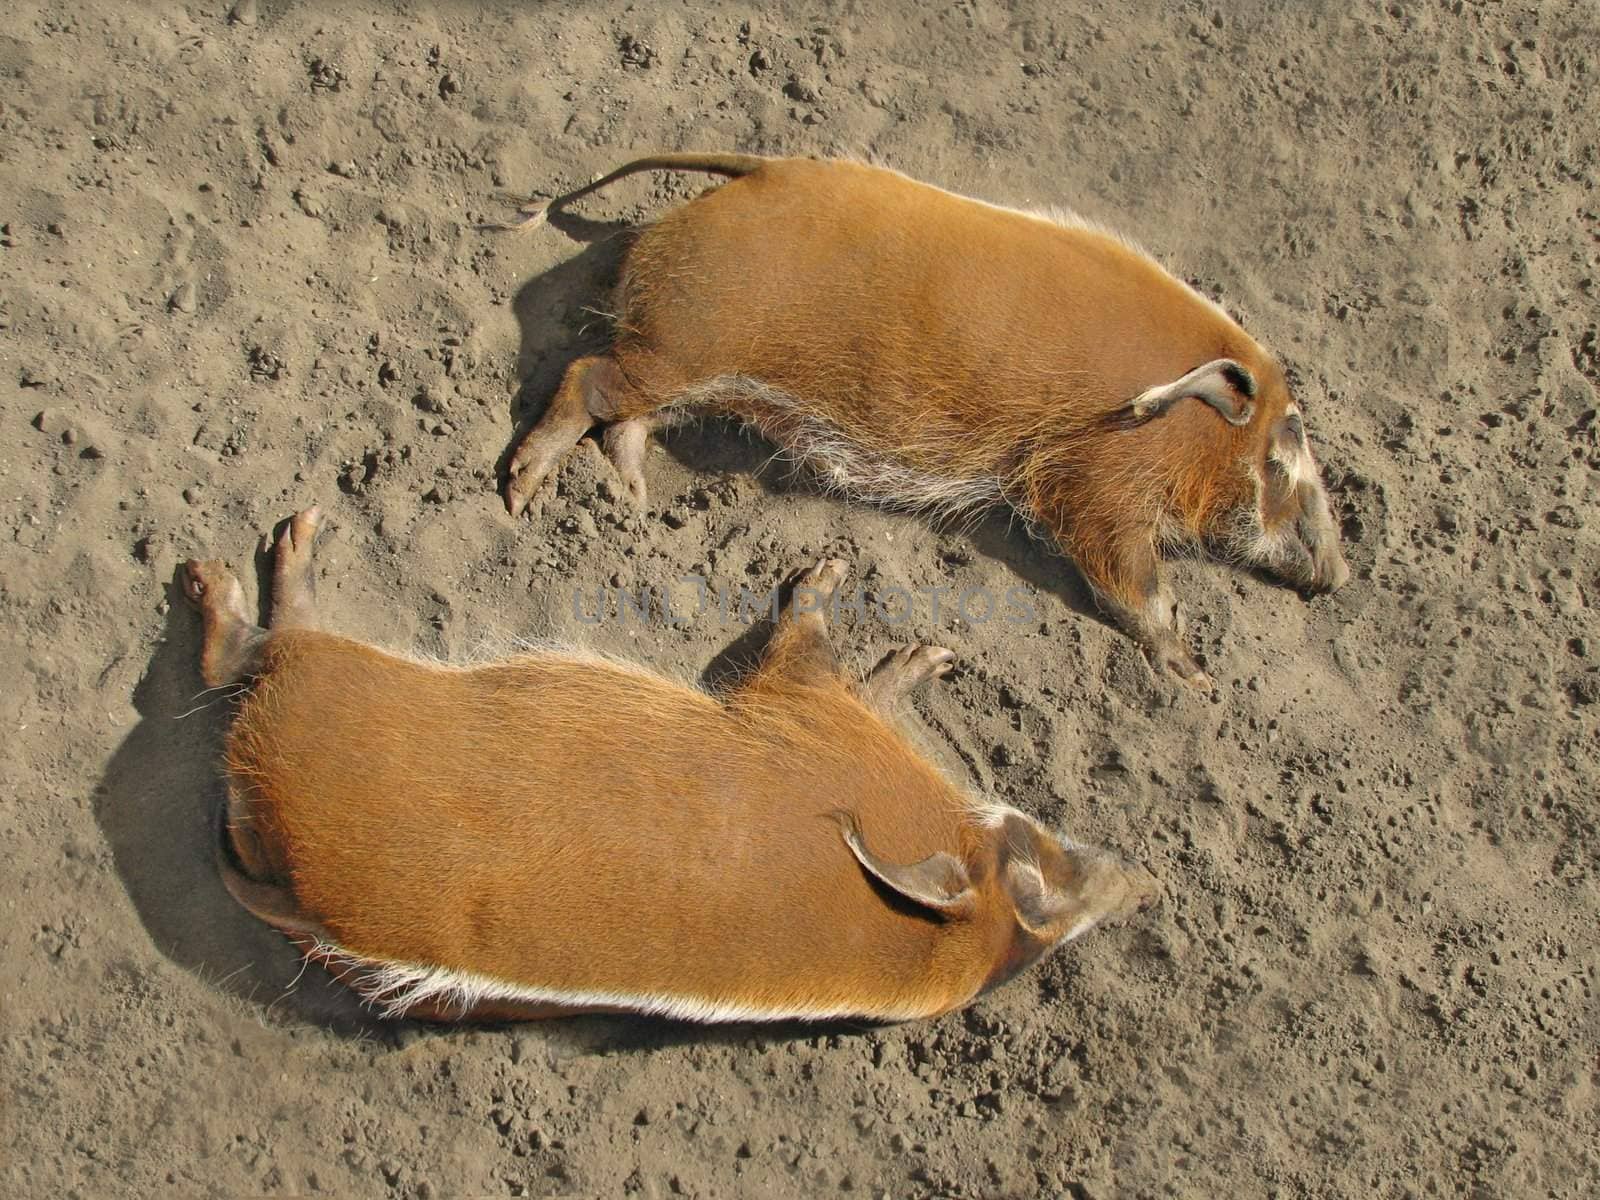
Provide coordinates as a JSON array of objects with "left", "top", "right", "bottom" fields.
[{"left": 304, "top": 940, "right": 936, "bottom": 1024}]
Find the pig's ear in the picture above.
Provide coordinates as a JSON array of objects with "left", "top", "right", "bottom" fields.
[
  {"left": 834, "top": 811, "right": 976, "bottom": 918},
  {"left": 1102, "top": 358, "right": 1258, "bottom": 430},
  {"left": 998, "top": 813, "right": 1158, "bottom": 940},
  {"left": 997, "top": 812, "right": 1074, "bottom": 935},
  {"left": 1002, "top": 857, "right": 1074, "bottom": 935}
]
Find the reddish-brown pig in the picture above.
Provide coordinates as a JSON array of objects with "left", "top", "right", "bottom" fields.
[
  {"left": 182, "top": 506, "right": 1157, "bottom": 1023},
  {"left": 497, "top": 153, "right": 1350, "bottom": 688}
]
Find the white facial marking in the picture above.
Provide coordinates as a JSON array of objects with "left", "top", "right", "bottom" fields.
[
  {"left": 1059, "top": 913, "right": 1102, "bottom": 945},
  {"left": 1270, "top": 444, "right": 1309, "bottom": 490},
  {"left": 1268, "top": 405, "right": 1313, "bottom": 491},
  {"left": 967, "top": 796, "right": 1026, "bottom": 828}
]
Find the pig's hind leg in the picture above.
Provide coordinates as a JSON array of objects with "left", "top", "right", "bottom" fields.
[
  {"left": 601, "top": 412, "right": 670, "bottom": 509},
  {"left": 263, "top": 506, "right": 322, "bottom": 631},
  {"left": 181, "top": 560, "right": 265, "bottom": 687},
  {"left": 505, "top": 355, "right": 649, "bottom": 518}
]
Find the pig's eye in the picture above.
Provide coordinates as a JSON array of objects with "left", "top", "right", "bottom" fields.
[{"left": 1269, "top": 412, "right": 1305, "bottom": 468}]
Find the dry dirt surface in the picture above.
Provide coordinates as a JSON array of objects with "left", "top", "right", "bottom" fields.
[{"left": 2, "top": 0, "right": 1597, "bottom": 1196}]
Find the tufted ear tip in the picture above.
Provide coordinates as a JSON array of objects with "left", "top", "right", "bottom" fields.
[{"left": 1219, "top": 359, "right": 1257, "bottom": 398}]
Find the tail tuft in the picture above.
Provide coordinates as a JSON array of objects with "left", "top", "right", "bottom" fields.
[{"left": 480, "top": 199, "right": 552, "bottom": 235}]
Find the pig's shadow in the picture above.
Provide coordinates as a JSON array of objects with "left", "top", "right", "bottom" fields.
[
  {"left": 503, "top": 214, "right": 1105, "bottom": 630},
  {"left": 497, "top": 211, "right": 632, "bottom": 479},
  {"left": 93, "top": 574, "right": 377, "bottom": 1035}
]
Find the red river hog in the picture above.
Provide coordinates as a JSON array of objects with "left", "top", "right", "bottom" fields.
[
  {"left": 497, "top": 152, "right": 1350, "bottom": 689},
  {"left": 182, "top": 505, "right": 1158, "bottom": 1024}
]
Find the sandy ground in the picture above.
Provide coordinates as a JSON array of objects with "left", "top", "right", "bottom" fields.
[{"left": 2, "top": 0, "right": 1597, "bottom": 1196}]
